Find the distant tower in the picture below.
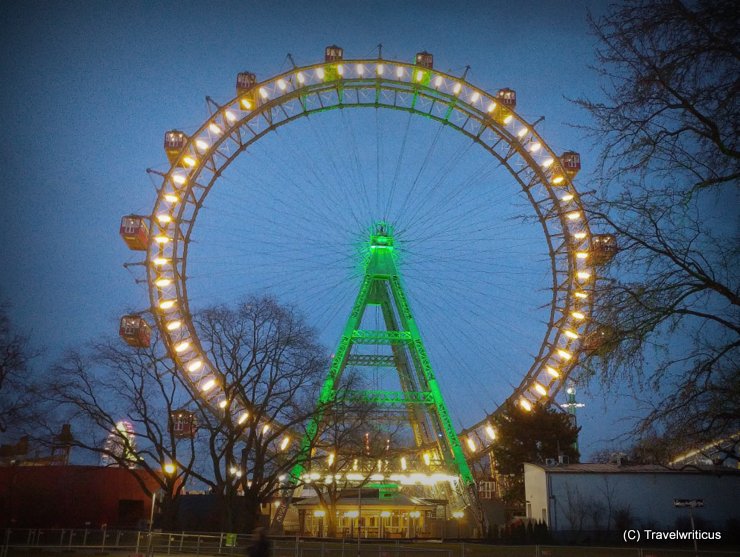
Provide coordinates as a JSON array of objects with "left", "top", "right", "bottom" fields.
[
  {"left": 561, "top": 381, "right": 585, "bottom": 451},
  {"left": 102, "top": 420, "right": 138, "bottom": 468}
]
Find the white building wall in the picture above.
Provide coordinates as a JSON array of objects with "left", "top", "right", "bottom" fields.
[{"left": 524, "top": 464, "right": 740, "bottom": 533}]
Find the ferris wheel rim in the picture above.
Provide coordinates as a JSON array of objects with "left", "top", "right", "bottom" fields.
[{"left": 144, "top": 56, "right": 595, "bottom": 459}]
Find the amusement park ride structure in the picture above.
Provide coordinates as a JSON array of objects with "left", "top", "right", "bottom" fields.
[{"left": 119, "top": 45, "right": 617, "bottom": 533}]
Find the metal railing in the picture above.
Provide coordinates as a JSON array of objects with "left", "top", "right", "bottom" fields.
[{"left": 2, "top": 529, "right": 738, "bottom": 557}]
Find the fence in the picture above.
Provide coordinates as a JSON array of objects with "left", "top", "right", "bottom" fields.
[{"left": 1, "top": 529, "right": 738, "bottom": 557}]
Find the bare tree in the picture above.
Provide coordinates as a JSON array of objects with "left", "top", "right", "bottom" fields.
[
  {"left": 188, "top": 296, "right": 328, "bottom": 532},
  {"left": 575, "top": 0, "right": 739, "bottom": 451},
  {"left": 50, "top": 333, "right": 198, "bottom": 529},
  {"left": 0, "top": 304, "right": 39, "bottom": 434}
]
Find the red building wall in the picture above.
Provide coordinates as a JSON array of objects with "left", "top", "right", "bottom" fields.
[{"left": 0, "top": 465, "right": 161, "bottom": 528}]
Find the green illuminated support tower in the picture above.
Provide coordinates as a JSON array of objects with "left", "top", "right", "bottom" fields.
[{"left": 272, "top": 222, "right": 483, "bottom": 530}]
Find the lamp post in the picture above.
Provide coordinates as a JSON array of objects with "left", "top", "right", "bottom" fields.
[{"left": 409, "top": 511, "right": 421, "bottom": 538}]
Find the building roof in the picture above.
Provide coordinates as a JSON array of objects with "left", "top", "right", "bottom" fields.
[
  {"left": 295, "top": 491, "right": 436, "bottom": 510},
  {"left": 527, "top": 462, "right": 740, "bottom": 475}
]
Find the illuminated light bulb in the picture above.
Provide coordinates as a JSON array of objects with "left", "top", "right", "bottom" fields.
[
  {"left": 376, "top": 64, "right": 384, "bottom": 75},
  {"left": 218, "top": 399, "right": 228, "bottom": 409},
  {"left": 154, "top": 235, "right": 170, "bottom": 244},
  {"left": 296, "top": 71, "right": 305, "bottom": 84},
  {"left": 172, "top": 174, "right": 186, "bottom": 185},
  {"left": 434, "top": 75, "right": 443, "bottom": 87},
  {"left": 336, "top": 64, "right": 344, "bottom": 75},
  {"left": 353, "top": 459, "right": 358, "bottom": 471},
  {"left": 238, "top": 412, "right": 248, "bottom": 424},
  {"left": 529, "top": 141, "right": 542, "bottom": 152},
  {"left": 209, "top": 123, "right": 222, "bottom": 135},
  {"left": 371, "top": 473, "right": 384, "bottom": 481},
  {"left": 328, "top": 452, "right": 335, "bottom": 466},
  {"left": 564, "top": 330, "right": 579, "bottom": 339},
  {"left": 277, "top": 78, "right": 287, "bottom": 90},
  {"left": 577, "top": 271, "right": 591, "bottom": 280},
  {"left": 316, "top": 67, "right": 325, "bottom": 79},
  {"left": 517, "top": 127, "right": 528, "bottom": 138},
  {"left": 485, "top": 425, "right": 496, "bottom": 440},
  {"left": 576, "top": 251, "right": 588, "bottom": 259},
  {"left": 201, "top": 378, "right": 216, "bottom": 392},
  {"left": 164, "top": 194, "right": 179, "bottom": 203},
  {"left": 224, "top": 110, "right": 237, "bottom": 122},
  {"left": 259, "top": 87, "right": 269, "bottom": 99},
  {"left": 466, "top": 437, "right": 477, "bottom": 452},
  {"left": 174, "top": 340, "right": 190, "bottom": 353},
  {"left": 240, "top": 98, "right": 252, "bottom": 110},
  {"left": 571, "top": 311, "right": 586, "bottom": 320},
  {"left": 153, "top": 257, "right": 170, "bottom": 266},
  {"left": 156, "top": 214, "right": 172, "bottom": 224},
  {"left": 470, "top": 91, "right": 480, "bottom": 102},
  {"left": 567, "top": 211, "right": 580, "bottom": 220},
  {"left": 166, "top": 320, "right": 181, "bottom": 330},
  {"left": 534, "top": 382, "right": 548, "bottom": 396},
  {"left": 546, "top": 365, "right": 560, "bottom": 377},
  {"left": 557, "top": 349, "right": 572, "bottom": 360},
  {"left": 423, "top": 453, "right": 431, "bottom": 466},
  {"left": 396, "top": 66, "right": 404, "bottom": 78},
  {"left": 182, "top": 156, "right": 196, "bottom": 167},
  {"left": 280, "top": 437, "right": 290, "bottom": 450},
  {"left": 159, "top": 299, "right": 176, "bottom": 310},
  {"left": 520, "top": 398, "right": 533, "bottom": 411},
  {"left": 187, "top": 359, "right": 202, "bottom": 373},
  {"left": 542, "top": 157, "right": 554, "bottom": 168},
  {"left": 487, "top": 101, "right": 496, "bottom": 113},
  {"left": 401, "top": 457, "right": 407, "bottom": 470},
  {"left": 574, "top": 291, "right": 588, "bottom": 299},
  {"left": 356, "top": 63, "right": 364, "bottom": 75},
  {"left": 453, "top": 82, "right": 462, "bottom": 94},
  {"left": 381, "top": 511, "right": 391, "bottom": 518},
  {"left": 561, "top": 194, "right": 574, "bottom": 202},
  {"left": 163, "top": 463, "right": 176, "bottom": 475},
  {"left": 574, "top": 231, "right": 587, "bottom": 239},
  {"left": 155, "top": 278, "right": 172, "bottom": 287},
  {"left": 503, "top": 114, "right": 513, "bottom": 124},
  {"left": 552, "top": 175, "right": 565, "bottom": 185},
  {"left": 195, "top": 139, "right": 209, "bottom": 152},
  {"left": 415, "top": 70, "right": 424, "bottom": 82}
]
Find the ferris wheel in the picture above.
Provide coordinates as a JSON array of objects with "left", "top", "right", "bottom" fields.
[{"left": 119, "top": 45, "right": 616, "bottom": 465}]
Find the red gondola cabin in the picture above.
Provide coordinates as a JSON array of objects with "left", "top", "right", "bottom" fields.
[
  {"left": 591, "top": 234, "right": 618, "bottom": 265},
  {"left": 415, "top": 51, "right": 433, "bottom": 69},
  {"left": 171, "top": 410, "right": 196, "bottom": 439},
  {"left": 119, "top": 315, "right": 151, "bottom": 348},
  {"left": 119, "top": 215, "right": 149, "bottom": 251},
  {"left": 496, "top": 88, "right": 517, "bottom": 109},
  {"left": 560, "top": 151, "right": 582, "bottom": 178},
  {"left": 324, "top": 45, "right": 343, "bottom": 62},
  {"left": 164, "top": 130, "right": 188, "bottom": 166}
]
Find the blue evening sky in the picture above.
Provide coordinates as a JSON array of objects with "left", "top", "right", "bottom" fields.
[{"left": 0, "top": 1, "right": 643, "bottom": 457}]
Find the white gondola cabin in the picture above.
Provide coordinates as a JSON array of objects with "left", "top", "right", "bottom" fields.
[
  {"left": 119, "top": 315, "right": 151, "bottom": 348},
  {"left": 119, "top": 215, "right": 149, "bottom": 251},
  {"left": 164, "top": 130, "right": 188, "bottom": 166}
]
